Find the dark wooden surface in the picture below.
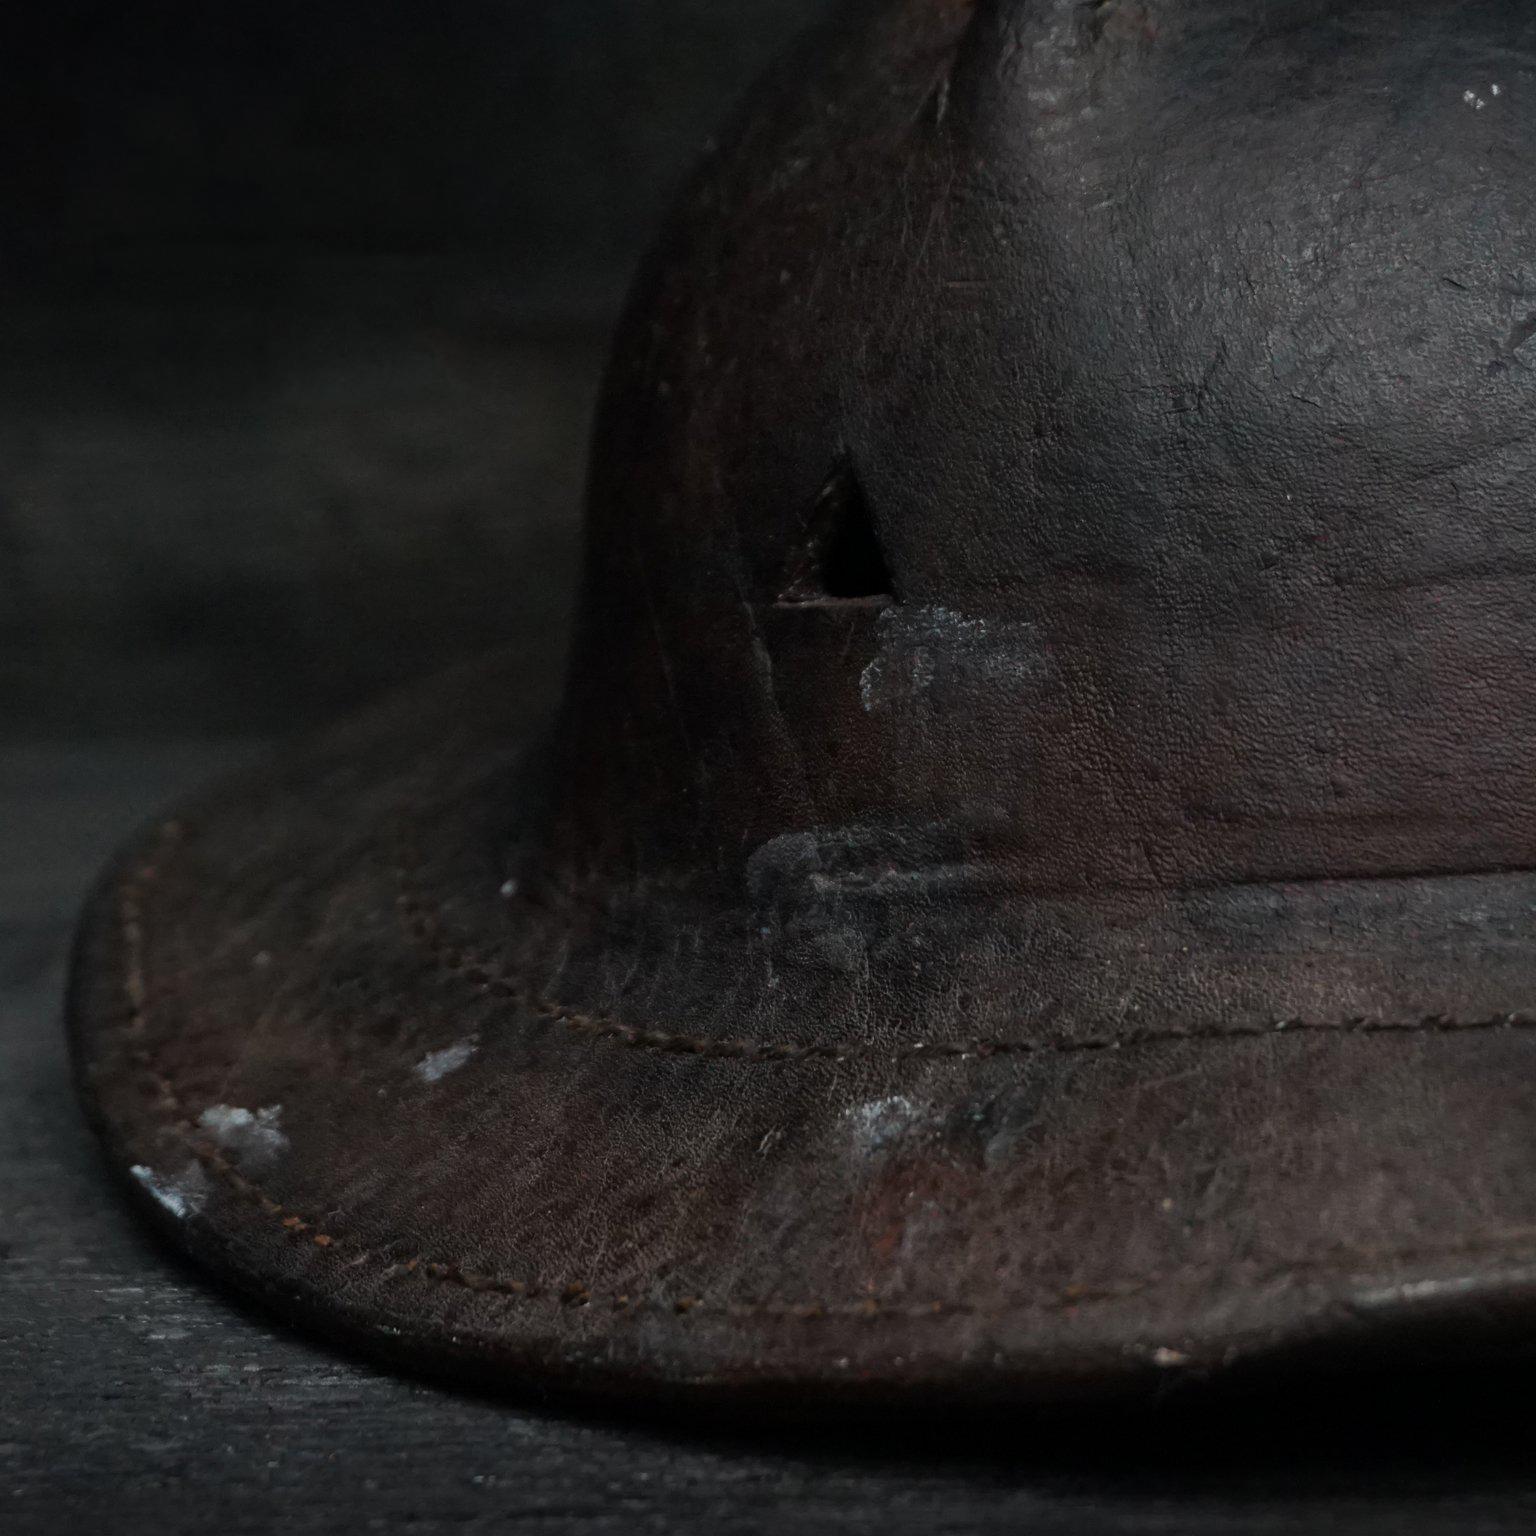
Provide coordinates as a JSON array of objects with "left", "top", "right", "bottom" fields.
[{"left": 7, "top": 743, "right": 1536, "bottom": 1533}]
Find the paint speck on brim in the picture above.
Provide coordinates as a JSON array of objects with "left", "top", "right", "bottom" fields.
[
  {"left": 843, "top": 1094, "right": 923, "bottom": 1152},
  {"left": 197, "top": 1104, "right": 288, "bottom": 1168},
  {"left": 416, "top": 1037, "right": 479, "bottom": 1083},
  {"left": 131, "top": 1161, "right": 210, "bottom": 1219}
]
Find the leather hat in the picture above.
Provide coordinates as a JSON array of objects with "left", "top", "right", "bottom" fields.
[{"left": 71, "top": 0, "right": 1536, "bottom": 1406}]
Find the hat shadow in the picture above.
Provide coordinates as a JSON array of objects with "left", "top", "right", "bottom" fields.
[{"left": 584, "top": 1356, "right": 1532, "bottom": 1500}]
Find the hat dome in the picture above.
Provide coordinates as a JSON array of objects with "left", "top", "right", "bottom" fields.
[{"left": 550, "top": 0, "right": 1536, "bottom": 898}]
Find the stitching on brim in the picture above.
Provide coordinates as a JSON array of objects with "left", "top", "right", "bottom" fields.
[
  {"left": 113, "top": 820, "right": 1536, "bottom": 1324},
  {"left": 394, "top": 812, "right": 1536, "bottom": 1065}
]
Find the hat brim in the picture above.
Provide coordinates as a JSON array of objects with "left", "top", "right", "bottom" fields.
[{"left": 69, "top": 648, "right": 1536, "bottom": 1405}]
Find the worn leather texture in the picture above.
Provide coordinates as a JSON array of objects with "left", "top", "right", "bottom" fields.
[{"left": 72, "top": 0, "right": 1536, "bottom": 1403}]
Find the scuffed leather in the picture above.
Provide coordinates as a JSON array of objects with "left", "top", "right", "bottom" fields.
[
  {"left": 71, "top": 0, "right": 1536, "bottom": 1403},
  {"left": 561, "top": 0, "right": 1536, "bottom": 896}
]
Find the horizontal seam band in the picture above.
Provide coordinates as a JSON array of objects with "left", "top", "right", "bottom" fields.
[
  {"left": 395, "top": 817, "right": 1536, "bottom": 1065},
  {"left": 115, "top": 820, "right": 1536, "bottom": 1324}
]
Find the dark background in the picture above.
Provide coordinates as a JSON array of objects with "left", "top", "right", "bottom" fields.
[
  {"left": 7, "top": 4, "right": 1536, "bottom": 1532},
  {"left": 0, "top": 0, "right": 827, "bottom": 739}
]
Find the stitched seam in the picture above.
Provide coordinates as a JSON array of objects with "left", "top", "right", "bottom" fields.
[
  {"left": 395, "top": 816, "right": 1536, "bottom": 1065},
  {"left": 120, "top": 822, "right": 1536, "bottom": 1323}
]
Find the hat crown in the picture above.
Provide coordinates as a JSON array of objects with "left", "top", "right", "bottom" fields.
[{"left": 547, "top": 0, "right": 1536, "bottom": 895}]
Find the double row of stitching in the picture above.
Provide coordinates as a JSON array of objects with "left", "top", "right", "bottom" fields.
[
  {"left": 394, "top": 815, "right": 1536, "bottom": 1065},
  {"left": 116, "top": 819, "right": 1536, "bottom": 1325}
]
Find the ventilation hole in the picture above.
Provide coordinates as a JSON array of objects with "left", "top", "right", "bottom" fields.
[{"left": 779, "top": 460, "right": 895, "bottom": 605}]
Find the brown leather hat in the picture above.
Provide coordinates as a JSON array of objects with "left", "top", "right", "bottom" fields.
[{"left": 71, "top": 0, "right": 1536, "bottom": 1405}]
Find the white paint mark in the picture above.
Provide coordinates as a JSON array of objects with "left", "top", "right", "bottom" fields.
[
  {"left": 1492, "top": 83, "right": 1502, "bottom": 96},
  {"left": 131, "top": 1161, "right": 210, "bottom": 1218},
  {"left": 415, "top": 1037, "right": 479, "bottom": 1083},
  {"left": 1354, "top": 1274, "right": 1491, "bottom": 1308},
  {"left": 499, "top": 878, "right": 519, "bottom": 899},
  {"left": 859, "top": 604, "right": 1053, "bottom": 713},
  {"left": 844, "top": 1095, "right": 924, "bottom": 1153},
  {"left": 1464, "top": 89, "right": 1487, "bottom": 110},
  {"left": 197, "top": 1104, "right": 289, "bottom": 1169}
]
